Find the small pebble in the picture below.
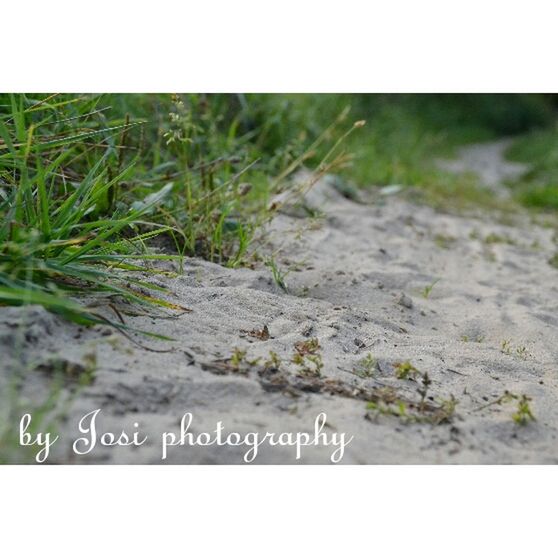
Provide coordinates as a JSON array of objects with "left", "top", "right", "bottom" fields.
[{"left": 397, "top": 293, "right": 413, "bottom": 309}]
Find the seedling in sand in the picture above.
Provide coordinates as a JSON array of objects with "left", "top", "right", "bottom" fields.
[
  {"left": 394, "top": 360, "right": 420, "bottom": 380},
  {"left": 292, "top": 352, "right": 324, "bottom": 377},
  {"left": 501, "top": 339, "right": 530, "bottom": 360},
  {"left": 421, "top": 279, "right": 439, "bottom": 299},
  {"left": 501, "top": 339, "right": 512, "bottom": 355},
  {"left": 512, "top": 394, "right": 536, "bottom": 425},
  {"left": 294, "top": 338, "right": 321, "bottom": 356},
  {"left": 266, "top": 257, "right": 289, "bottom": 293},
  {"left": 352, "top": 353, "right": 377, "bottom": 378},
  {"left": 229, "top": 348, "right": 247, "bottom": 371},
  {"left": 474, "top": 390, "right": 536, "bottom": 426},
  {"left": 292, "top": 338, "right": 323, "bottom": 377}
]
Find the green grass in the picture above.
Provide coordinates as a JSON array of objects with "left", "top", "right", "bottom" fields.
[
  {"left": 0, "top": 93, "right": 361, "bottom": 327},
  {"left": 247, "top": 94, "right": 555, "bottom": 214},
  {"left": 0, "top": 94, "right": 181, "bottom": 329},
  {"left": 506, "top": 127, "right": 558, "bottom": 210}
]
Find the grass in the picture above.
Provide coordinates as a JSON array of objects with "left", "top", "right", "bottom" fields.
[
  {"left": 251, "top": 94, "right": 556, "bottom": 214},
  {"left": 0, "top": 93, "right": 360, "bottom": 327},
  {"left": 420, "top": 279, "right": 439, "bottom": 299},
  {"left": 506, "top": 127, "right": 558, "bottom": 210},
  {"left": 0, "top": 94, "right": 179, "bottom": 329},
  {"left": 265, "top": 256, "right": 289, "bottom": 293}
]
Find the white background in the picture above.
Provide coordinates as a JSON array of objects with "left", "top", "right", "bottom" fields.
[
  {"left": 3, "top": 0, "right": 558, "bottom": 92},
  {"left": 2, "top": 1, "right": 558, "bottom": 556}
]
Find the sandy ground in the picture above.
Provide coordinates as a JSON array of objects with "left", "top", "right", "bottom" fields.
[
  {"left": 2, "top": 141, "right": 558, "bottom": 464},
  {"left": 436, "top": 138, "right": 528, "bottom": 198}
]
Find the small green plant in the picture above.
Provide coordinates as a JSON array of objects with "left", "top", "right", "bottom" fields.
[
  {"left": 229, "top": 347, "right": 247, "bottom": 371},
  {"left": 501, "top": 339, "right": 530, "bottom": 359},
  {"left": 474, "top": 390, "right": 536, "bottom": 425},
  {"left": 501, "top": 339, "right": 512, "bottom": 355},
  {"left": 266, "top": 257, "right": 289, "bottom": 293},
  {"left": 421, "top": 279, "right": 439, "bottom": 299},
  {"left": 263, "top": 350, "right": 282, "bottom": 371},
  {"left": 549, "top": 253, "right": 558, "bottom": 269},
  {"left": 394, "top": 360, "right": 420, "bottom": 380},
  {"left": 292, "top": 338, "right": 323, "bottom": 377},
  {"left": 512, "top": 394, "right": 536, "bottom": 425},
  {"left": 293, "top": 352, "right": 324, "bottom": 377},
  {"left": 352, "top": 353, "right": 377, "bottom": 378},
  {"left": 294, "top": 338, "right": 320, "bottom": 355},
  {"left": 438, "top": 396, "right": 458, "bottom": 420}
]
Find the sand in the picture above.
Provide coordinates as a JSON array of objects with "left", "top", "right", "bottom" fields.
[
  {"left": 436, "top": 138, "right": 528, "bottom": 198},
  {"left": 2, "top": 141, "right": 558, "bottom": 464}
]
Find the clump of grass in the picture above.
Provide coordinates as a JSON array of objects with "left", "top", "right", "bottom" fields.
[
  {"left": 0, "top": 94, "right": 178, "bottom": 329},
  {"left": 507, "top": 129, "right": 558, "bottom": 211}
]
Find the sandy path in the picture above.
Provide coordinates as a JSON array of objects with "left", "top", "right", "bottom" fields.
[
  {"left": 437, "top": 138, "right": 528, "bottom": 197},
  {"left": 2, "top": 155, "right": 558, "bottom": 464}
]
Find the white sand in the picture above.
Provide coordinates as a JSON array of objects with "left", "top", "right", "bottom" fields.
[{"left": 2, "top": 142, "right": 558, "bottom": 464}]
